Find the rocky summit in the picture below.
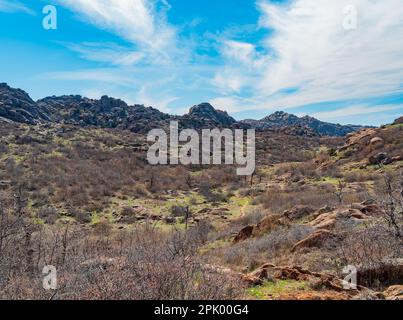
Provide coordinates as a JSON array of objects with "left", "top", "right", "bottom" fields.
[
  {"left": 0, "top": 83, "right": 368, "bottom": 136},
  {"left": 0, "top": 83, "right": 50, "bottom": 124},
  {"left": 241, "top": 111, "right": 368, "bottom": 137}
]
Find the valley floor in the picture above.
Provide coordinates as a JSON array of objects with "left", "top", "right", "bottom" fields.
[{"left": 0, "top": 121, "right": 402, "bottom": 300}]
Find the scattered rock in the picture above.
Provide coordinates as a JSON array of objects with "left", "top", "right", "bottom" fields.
[
  {"left": 351, "top": 201, "right": 382, "bottom": 216},
  {"left": 233, "top": 215, "right": 287, "bottom": 243},
  {"left": 291, "top": 229, "right": 342, "bottom": 252},
  {"left": 391, "top": 155, "right": 402, "bottom": 163},
  {"left": 243, "top": 264, "right": 275, "bottom": 286},
  {"left": 163, "top": 216, "right": 176, "bottom": 224},
  {"left": 369, "top": 137, "right": 384, "bottom": 147},
  {"left": 309, "top": 208, "right": 368, "bottom": 230},
  {"left": 314, "top": 205, "right": 335, "bottom": 217},
  {"left": 244, "top": 264, "right": 361, "bottom": 296},
  {"left": 254, "top": 215, "right": 287, "bottom": 236},
  {"left": 233, "top": 226, "right": 255, "bottom": 243},
  {"left": 368, "top": 153, "right": 403, "bottom": 165},
  {"left": 283, "top": 205, "right": 315, "bottom": 220},
  {"left": 368, "top": 153, "right": 390, "bottom": 165},
  {"left": 275, "top": 291, "right": 350, "bottom": 300},
  {"left": 0, "top": 180, "right": 11, "bottom": 190},
  {"left": 119, "top": 205, "right": 160, "bottom": 223},
  {"left": 338, "top": 128, "right": 378, "bottom": 152},
  {"left": 383, "top": 285, "right": 403, "bottom": 300},
  {"left": 197, "top": 208, "right": 211, "bottom": 214}
]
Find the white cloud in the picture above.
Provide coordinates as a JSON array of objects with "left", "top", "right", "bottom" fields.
[
  {"left": 213, "top": 0, "right": 403, "bottom": 115},
  {"left": 311, "top": 104, "right": 403, "bottom": 122},
  {"left": 221, "top": 40, "right": 264, "bottom": 68},
  {"left": 57, "top": 0, "right": 178, "bottom": 65},
  {"left": 64, "top": 42, "right": 145, "bottom": 66},
  {"left": 137, "top": 85, "right": 178, "bottom": 113},
  {"left": 32, "top": 0, "right": 403, "bottom": 123},
  {"left": 0, "top": 0, "right": 34, "bottom": 15}
]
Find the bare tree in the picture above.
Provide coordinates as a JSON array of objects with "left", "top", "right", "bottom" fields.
[
  {"left": 334, "top": 180, "right": 347, "bottom": 204},
  {"left": 378, "top": 172, "right": 403, "bottom": 240}
]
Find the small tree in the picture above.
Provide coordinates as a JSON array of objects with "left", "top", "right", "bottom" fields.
[
  {"left": 334, "top": 180, "right": 347, "bottom": 204},
  {"left": 378, "top": 172, "right": 403, "bottom": 240}
]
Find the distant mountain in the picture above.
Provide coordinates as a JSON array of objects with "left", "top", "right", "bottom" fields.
[
  {"left": 0, "top": 83, "right": 372, "bottom": 136},
  {"left": 241, "top": 111, "right": 368, "bottom": 137}
]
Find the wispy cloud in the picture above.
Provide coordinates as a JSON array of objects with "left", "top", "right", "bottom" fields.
[
  {"left": 311, "top": 104, "right": 403, "bottom": 122},
  {"left": 0, "top": 0, "right": 35, "bottom": 15},
  {"left": 27, "top": 0, "right": 403, "bottom": 124},
  {"left": 56, "top": 0, "right": 179, "bottom": 65},
  {"left": 64, "top": 42, "right": 145, "bottom": 66},
  {"left": 212, "top": 0, "right": 403, "bottom": 118}
]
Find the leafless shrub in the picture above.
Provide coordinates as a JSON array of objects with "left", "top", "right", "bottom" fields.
[
  {"left": 221, "top": 225, "right": 314, "bottom": 269},
  {"left": 338, "top": 224, "right": 402, "bottom": 289},
  {"left": 0, "top": 198, "right": 240, "bottom": 300},
  {"left": 257, "top": 184, "right": 337, "bottom": 213},
  {"left": 376, "top": 172, "right": 403, "bottom": 240}
]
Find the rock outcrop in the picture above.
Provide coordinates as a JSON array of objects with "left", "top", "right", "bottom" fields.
[
  {"left": 0, "top": 83, "right": 50, "bottom": 124},
  {"left": 309, "top": 208, "right": 368, "bottom": 230},
  {"left": 243, "top": 263, "right": 361, "bottom": 297},
  {"left": 283, "top": 205, "right": 315, "bottom": 220},
  {"left": 291, "top": 229, "right": 342, "bottom": 252},
  {"left": 233, "top": 214, "right": 288, "bottom": 243}
]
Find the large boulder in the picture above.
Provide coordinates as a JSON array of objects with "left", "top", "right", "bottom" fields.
[
  {"left": 369, "top": 153, "right": 390, "bottom": 165},
  {"left": 338, "top": 128, "right": 378, "bottom": 152},
  {"left": 233, "top": 226, "right": 255, "bottom": 243},
  {"left": 351, "top": 201, "right": 382, "bottom": 216},
  {"left": 369, "top": 137, "right": 384, "bottom": 147},
  {"left": 254, "top": 214, "right": 288, "bottom": 236},
  {"left": 291, "top": 230, "right": 342, "bottom": 252},
  {"left": 383, "top": 285, "right": 403, "bottom": 300},
  {"left": 308, "top": 208, "right": 368, "bottom": 230},
  {"left": 233, "top": 214, "right": 287, "bottom": 243},
  {"left": 391, "top": 155, "right": 402, "bottom": 163},
  {"left": 283, "top": 205, "right": 315, "bottom": 220}
]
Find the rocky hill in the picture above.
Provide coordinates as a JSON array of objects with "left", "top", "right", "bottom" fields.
[
  {"left": 0, "top": 83, "right": 371, "bottom": 136},
  {"left": 0, "top": 83, "right": 50, "bottom": 124},
  {"left": 336, "top": 120, "right": 403, "bottom": 166},
  {"left": 37, "top": 94, "right": 171, "bottom": 133},
  {"left": 241, "top": 111, "right": 367, "bottom": 136}
]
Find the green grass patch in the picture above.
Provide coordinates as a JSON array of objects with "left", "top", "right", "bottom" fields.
[{"left": 247, "top": 280, "right": 309, "bottom": 300}]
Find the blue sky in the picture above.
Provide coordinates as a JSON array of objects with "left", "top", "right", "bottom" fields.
[{"left": 0, "top": 0, "right": 402, "bottom": 125}]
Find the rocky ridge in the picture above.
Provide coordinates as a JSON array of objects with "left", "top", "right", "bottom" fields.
[{"left": 0, "top": 83, "right": 372, "bottom": 136}]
